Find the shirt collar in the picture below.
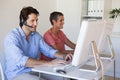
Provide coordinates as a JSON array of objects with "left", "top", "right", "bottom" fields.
[{"left": 18, "top": 27, "right": 35, "bottom": 38}]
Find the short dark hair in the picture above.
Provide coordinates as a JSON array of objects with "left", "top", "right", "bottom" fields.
[
  {"left": 49, "top": 11, "right": 63, "bottom": 25},
  {"left": 19, "top": 6, "right": 39, "bottom": 27}
]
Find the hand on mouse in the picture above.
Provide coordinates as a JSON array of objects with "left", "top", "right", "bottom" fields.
[
  {"left": 54, "top": 51, "right": 73, "bottom": 61},
  {"left": 63, "top": 53, "right": 73, "bottom": 61}
]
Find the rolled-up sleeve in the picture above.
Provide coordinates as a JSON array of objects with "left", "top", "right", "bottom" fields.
[{"left": 39, "top": 37, "right": 57, "bottom": 58}]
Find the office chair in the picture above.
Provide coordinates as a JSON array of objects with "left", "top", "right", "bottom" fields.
[{"left": 0, "top": 52, "right": 5, "bottom": 80}]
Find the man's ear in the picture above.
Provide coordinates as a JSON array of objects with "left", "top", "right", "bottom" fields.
[{"left": 52, "top": 19, "right": 57, "bottom": 24}]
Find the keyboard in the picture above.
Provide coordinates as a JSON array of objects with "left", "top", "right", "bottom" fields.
[{"left": 53, "top": 63, "right": 75, "bottom": 73}]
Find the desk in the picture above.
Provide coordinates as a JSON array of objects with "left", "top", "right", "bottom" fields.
[{"left": 32, "top": 59, "right": 113, "bottom": 80}]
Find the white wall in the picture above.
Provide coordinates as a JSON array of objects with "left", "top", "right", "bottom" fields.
[
  {"left": 112, "top": 0, "right": 120, "bottom": 8},
  {"left": 0, "top": 0, "right": 56, "bottom": 51},
  {"left": 56, "top": 0, "right": 81, "bottom": 43},
  {"left": 111, "top": 0, "right": 120, "bottom": 34}
]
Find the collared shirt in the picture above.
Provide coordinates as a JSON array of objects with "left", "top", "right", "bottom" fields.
[
  {"left": 44, "top": 29, "right": 67, "bottom": 51},
  {"left": 4, "top": 27, "right": 57, "bottom": 80},
  {"left": 40, "top": 29, "right": 67, "bottom": 61}
]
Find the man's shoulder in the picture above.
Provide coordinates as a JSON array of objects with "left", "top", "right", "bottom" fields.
[
  {"left": 5, "top": 28, "right": 21, "bottom": 40},
  {"left": 44, "top": 29, "right": 52, "bottom": 36}
]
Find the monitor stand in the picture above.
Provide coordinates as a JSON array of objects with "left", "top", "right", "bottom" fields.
[
  {"left": 99, "top": 35, "right": 115, "bottom": 60},
  {"left": 79, "top": 41, "right": 102, "bottom": 72}
]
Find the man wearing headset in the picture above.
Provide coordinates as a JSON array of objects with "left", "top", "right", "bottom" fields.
[{"left": 4, "top": 6, "right": 72, "bottom": 80}]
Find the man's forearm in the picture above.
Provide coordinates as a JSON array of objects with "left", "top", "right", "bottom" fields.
[
  {"left": 25, "top": 58, "right": 48, "bottom": 67},
  {"left": 54, "top": 51, "right": 65, "bottom": 59}
]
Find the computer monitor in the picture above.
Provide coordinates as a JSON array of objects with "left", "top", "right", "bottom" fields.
[
  {"left": 97, "top": 19, "right": 114, "bottom": 52},
  {"left": 97, "top": 19, "right": 114, "bottom": 59},
  {"left": 72, "top": 19, "right": 106, "bottom": 66}
]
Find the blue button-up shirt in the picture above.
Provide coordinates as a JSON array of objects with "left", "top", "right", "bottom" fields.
[{"left": 4, "top": 27, "right": 57, "bottom": 80}]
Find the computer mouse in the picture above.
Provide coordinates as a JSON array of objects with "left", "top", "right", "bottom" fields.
[{"left": 56, "top": 69, "right": 66, "bottom": 74}]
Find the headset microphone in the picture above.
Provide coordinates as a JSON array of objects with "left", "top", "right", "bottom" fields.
[{"left": 24, "top": 22, "right": 33, "bottom": 28}]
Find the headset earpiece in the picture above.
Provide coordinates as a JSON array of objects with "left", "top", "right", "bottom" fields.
[
  {"left": 20, "top": 14, "right": 33, "bottom": 28},
  {"left": 21, "top": 17, "right": 25, "bottom": 25}
]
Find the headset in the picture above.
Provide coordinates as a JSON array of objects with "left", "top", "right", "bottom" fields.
[
  {"left": 20, "top": 14, "right": 33, "bottom": 28},
  {"left": 24, "top": 21, "right": 33, "bottom": 28}
]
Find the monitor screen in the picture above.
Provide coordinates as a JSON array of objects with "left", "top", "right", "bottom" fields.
[{"left": 72, "top": 19, "right": 106, "bottom": 66}]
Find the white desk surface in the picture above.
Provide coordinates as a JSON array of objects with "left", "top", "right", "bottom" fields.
[{"left": 32, "top": 59, "right": 113, "bottom": 80}]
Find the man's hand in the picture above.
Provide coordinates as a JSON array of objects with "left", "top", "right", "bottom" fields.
[
  {"left": 54, "top": 51, "right": 73, "bottom": 61},
  {"left": 64, "top": 53, "right": 73, "bottom": 61}
]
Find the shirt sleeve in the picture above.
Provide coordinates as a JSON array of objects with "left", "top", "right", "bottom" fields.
[
  {"left": 38, "top": 36, "right": 57, "bottom": 58},
  {"left": 4, "top": 34, "right": 29, "bottom": 69}
]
